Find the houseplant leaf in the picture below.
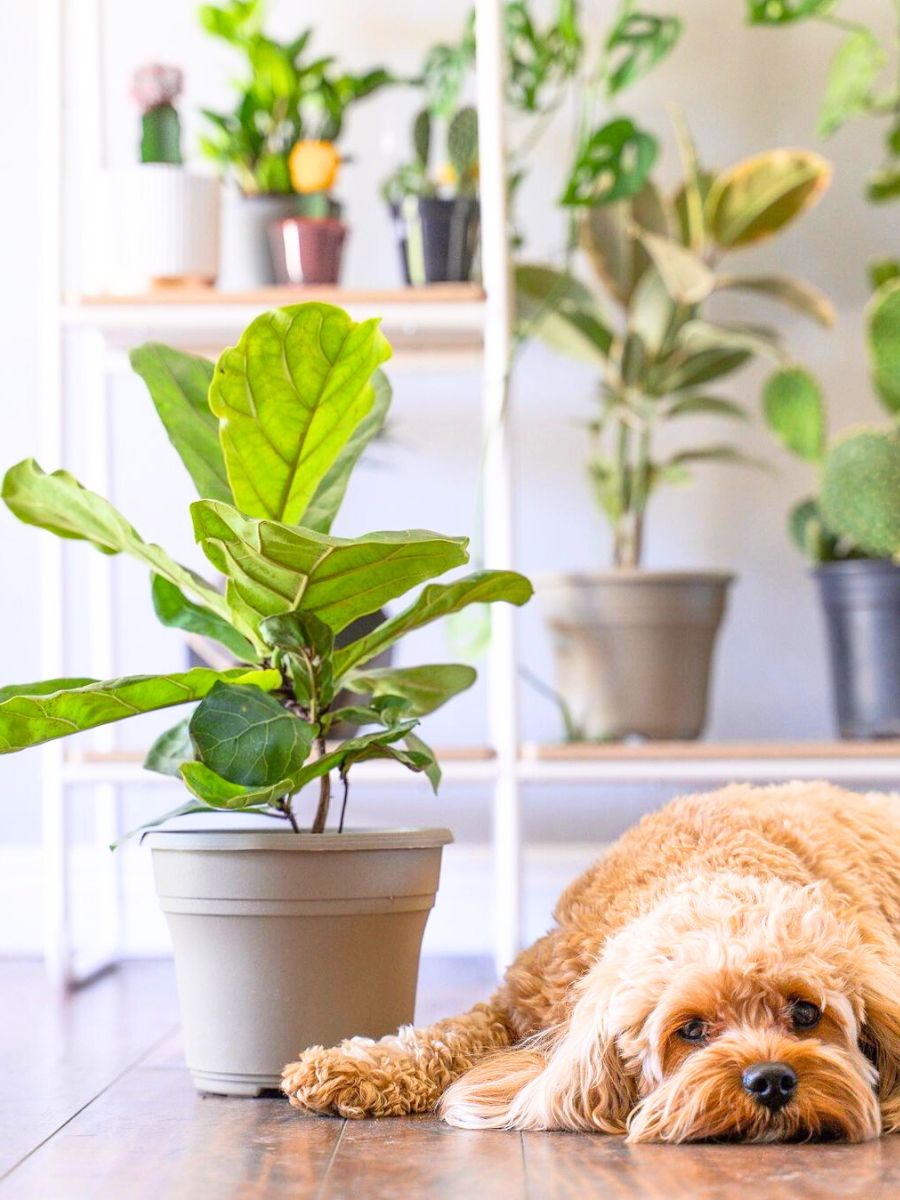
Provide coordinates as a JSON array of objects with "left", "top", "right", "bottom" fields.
[
  {"left": 604, "top": 10, "right": 682, "bottom": 97},
  {"left": 344, "top": 664, "right": 476, "bottom": 718},
  {"left": 0, "top": 666, "right": 279, "bottom": 752},
  {"left": 2, "top": 460, "right": 230, "bottom": 621},
  {"left": 515, "top": 265, "right": 612, "bottom": 362},
  {"left": 403, "top": 729, "right": 441, "bottom": 791},
  {"left": 653, "top": 346, "right": 751, "bottom": 393},
  {"left": 561, "top": 117, "right": 658, "bottom": 207},
  {"left": 189, "top": 682, "right": 315, "bottom": 787},
  {"left": 867, "top": 280, "right": 900, "bottom": 413},
  {"left": 705, "top": 149, "right": 831, "bottom": 248},
  {"left": 579, "top": 182, "right": 669, "bottom": 304},
  {"left": 333, "top": 569, "right": 533, "bottom": 676},
  {"left": 667, "top": 396, "right": 749, "bottom": 421},
  {"left": 192, "top": 500, "right": 470, "bottom": 635},
  {"left": 762, "top": 367, "right": 826, "bottom": 461},
  {"left": 713, "top": 274, "right": 835, "bottom": 326},
  {"left": 818, "top": 29, "right": 884, "bottom": 137},
  {"left": 746, "top": 1, "right": 834, "bottom": 23},
  {"left": 151, "top": 575, "right": 258, "bottom": 662},
  {"left": 129, "top": 344, "right": 231, "bottom": 502},
  {"left": 0, "top": 678, "right": 95, "bottom": 702},
  {"left": 210, "top": 303, "right": 391, "bottom": 524},
  {"left": 144, "top": 718, "right": 194, "bottom": 777},
  {"left": 635, "top": 229, "right": 715, "bottom": 305},
  {"left": 676, "top": 320, "right": 787, "bottom": 363}
]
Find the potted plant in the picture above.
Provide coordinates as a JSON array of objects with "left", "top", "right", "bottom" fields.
[
  {"left": 198, "top": 0, "right": 392, "bottom": 287},
  {"left": 761, "top": 282, "right": 900, "bottom": 738},
  {"left": 517, "top": 125, "right": 833, "bottom": 740},
  {"left": 103, "top": 64, "right": 220, "bottom": 291},
  {"left": 0, "top": 301, "right": 532, "bottom": 1094},
  {"left": 267, "top": 139, "right": 347, "bottom": 285}
]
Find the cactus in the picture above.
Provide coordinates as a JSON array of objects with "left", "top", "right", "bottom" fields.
[
  {"left": 820, "top": 428, "right": 900, "bottom": 558},
  {"left": 132, "top": 65, "right": 183, "bottom": 165},
  {"left": 412, "top": 109, "right": 431, "bottom": 170},
  {"left": 867, "top": 279, "right": 900, "bottom": 414},
  {"left": 447, "top": 105, "right": 478, "bottom": 191}
]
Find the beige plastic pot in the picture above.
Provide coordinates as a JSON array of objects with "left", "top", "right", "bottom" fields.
[
  {"left": 146, "top": 827, "right": 452, "bottom": 1096},
  {"left": 540, "top": 570, "right": 733, "bottom": 741}
]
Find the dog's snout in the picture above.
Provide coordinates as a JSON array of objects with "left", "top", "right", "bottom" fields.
[{"left": 741, "top": 1062, "right": 798, "bottom": 1111}]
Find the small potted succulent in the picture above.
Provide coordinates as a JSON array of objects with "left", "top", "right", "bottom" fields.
[
  {"left": 103, "top": 64, "right": 220, "bottom": 290},
  {"left": 762, "top": 281, "right": 900, "bottom": 738},
  {"left": 517, "top": 124, "right": 833, "bottom": 740},
  {"left": 199, "top": 0, "right": 392, "bottom": 287},
  {"left": 267, "top": 138, "right": 346, "bottom": 286},
  {"left": 0, "top": 302, "right": 532, "bottom": 1094}
]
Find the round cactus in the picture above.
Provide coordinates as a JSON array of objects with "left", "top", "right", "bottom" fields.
[{"left": 820, "top": 427, "right": 900, "bottom": 558}]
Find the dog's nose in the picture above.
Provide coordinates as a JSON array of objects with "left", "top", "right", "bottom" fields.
[{"left": 742, "top": 1062, "right": 798, "bottom": 1111}]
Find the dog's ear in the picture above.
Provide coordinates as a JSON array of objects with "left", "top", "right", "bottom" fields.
[{"left": 860, "top": 952, "right": 900, "bottom": 1132}]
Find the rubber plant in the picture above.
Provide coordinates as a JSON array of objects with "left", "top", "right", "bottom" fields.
[
  {"left": 516, "top": 122, "right": 834, "bottom": 566},
  {"left": 0, "top": 303, "right": 532, "bottom": 837}
]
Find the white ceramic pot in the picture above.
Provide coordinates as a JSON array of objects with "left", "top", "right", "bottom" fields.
[
  {"left": 101, "top": 165, "right": 220, "bottom": 291},
  {"left": 218, "top": 190, "right": 301, "bottom": 289}
]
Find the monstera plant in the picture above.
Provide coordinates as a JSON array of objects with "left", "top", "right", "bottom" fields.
[
  {"left": 517, "top": 124, "right": 832, "bottom": 742},
  {"left": 0, "top": 302, "right": 532, "bottom": 1094}
]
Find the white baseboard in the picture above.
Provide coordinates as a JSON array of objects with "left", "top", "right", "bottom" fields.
[{"left": 0, "top": 842, "right": 608, "bottom": 959}]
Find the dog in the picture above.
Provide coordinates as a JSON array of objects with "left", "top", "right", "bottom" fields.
[{"left": 282, "top": 782, "right": 900, "bottom": 1142}]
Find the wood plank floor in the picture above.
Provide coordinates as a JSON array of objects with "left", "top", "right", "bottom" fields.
[{"left": 1, "top": 959, "right": 898, "bottom": 1199}]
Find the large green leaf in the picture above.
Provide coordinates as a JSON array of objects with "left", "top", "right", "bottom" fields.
[
  {"left": 0, "top": 666, "right": 280, "bottom": 753},
  {"left": 746, "top": 1, "right": 834, "bottom": 23},
  {"left": 345, "top": 664, "right": 476, "bottom": 718},
  {"left": 144, "top": 719, "right": 194, "bottom": 777},
  {"left": 818, "top": 29, "right": 884, "bottom": 137},
  {"left": 301, "top": 369, "right": 391, "bottom": 533},
  {"left": 151, "top": 575, "right": 258, "bottom": 662},
  {"left": 705, "top": 149, "right": 831, "bottom": 248},
  {"left": 561, "top": 118, "right": 658, "bottom": 207},
  {"left": 209, "top": 303, "right": 392, "bottom": 524},
  {"left": 333, "top": 570, "right": 533, "bottom": 677},
  {"left": 192, "top": 500, "right": 470, "bottom": 636},
  {"left": 867, "top": 280, "right": 900, "bottom": 414},
  {"left": 515, "top": 265, "right": 612, "bottom": 362},
  {"left": 636, "top": 229, "right": 715, "bottom": 304},
  {"left": 604, "top": 11, "right": 682, "bottom": 97},
  {"left": 0, "top": 678, "right": 95, "bottom": 703},
  {"left": 2, "top": 460, "right": 230, "bottom": 621},
  {"left": 189, "top": 682, "right": 315, "bottom": 787},
  {"left": 762, "top": 367, "right": 826, "bottom": 462},
  {"left": 129, "top": 344, "right": 231, "bottom": 502},
  {"left": 713, "top": 274, "right": 835, "bottom": 326}
]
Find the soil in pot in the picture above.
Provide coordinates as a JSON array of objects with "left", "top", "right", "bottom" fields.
[
  {"left": 391, "top": 197, "right": 479, "bottom": 284},
  {"left": 147, "top": 828, "right": 453, "bottom": 1096},
  {"left": 269, "top": 216, "right": 348, "bottom": 286},
  {"left": 540, "top": 571, "right": 733, "bottom": 741},
  {"left": 815, "top": 559, "right": 900, "bottom": 738}
]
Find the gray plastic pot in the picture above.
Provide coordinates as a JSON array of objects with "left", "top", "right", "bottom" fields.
[
  {"left": 815, "top": 559, "right": 900, "bottom": 739},
  {"left": 146, "top": 827, "right": 452, "bottom": 1096},
  {"left": 540, "top": 570, "right": 733, "bottom": 741}
]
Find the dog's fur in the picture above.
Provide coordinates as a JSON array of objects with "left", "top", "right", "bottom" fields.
[{"left": 282, "top": 782, "right": 900, "bottom": 1142}]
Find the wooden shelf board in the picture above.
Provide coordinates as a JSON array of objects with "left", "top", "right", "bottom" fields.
[
  {"left": 71, "top": 283, "right": 485, "bottom": 308},
  {"left": 66, "top": 745, "right": 496, "bottom": 766},
  {"left": 522, "top": 741, "right": 900, "bottom": 762}
]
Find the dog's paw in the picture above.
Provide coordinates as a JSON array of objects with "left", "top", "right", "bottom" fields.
[{"left": 282, "top": 1037, "right": 427, "bottom": 1119}]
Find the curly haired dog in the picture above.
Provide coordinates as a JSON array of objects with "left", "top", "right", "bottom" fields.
[{"left": 282, "top": 782, "right": 900, "bottom": 1142}]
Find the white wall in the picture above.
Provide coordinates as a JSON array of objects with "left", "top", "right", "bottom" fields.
[{"left": 0, "top": 2, "right": 895, "bottom": 950}]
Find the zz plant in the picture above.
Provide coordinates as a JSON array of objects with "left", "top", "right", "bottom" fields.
[{"left": 0, "top": 303, "right": 532, "bottom": 837}]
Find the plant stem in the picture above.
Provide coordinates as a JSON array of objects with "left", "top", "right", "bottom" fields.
[
  {"left": 311, "top": 735, "right": 331, "bottom": 834},
  {"left": 337, "top": 773, "right": 350, "bottom": 834}
]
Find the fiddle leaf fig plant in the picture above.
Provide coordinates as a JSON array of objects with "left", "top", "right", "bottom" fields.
[
  {"left": 517, "top": 123, "right": 833, "bottom": 566},
  {"left": 0, "top": 302, "right": 533, "bottom": 837}
]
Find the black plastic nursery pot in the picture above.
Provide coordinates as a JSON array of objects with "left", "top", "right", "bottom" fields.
[
  {"left": 390, "top": 197, "right": 480, "bottom": 285},
  {"left": 815, "top": 559, "right": 900, "bottom": 739}
]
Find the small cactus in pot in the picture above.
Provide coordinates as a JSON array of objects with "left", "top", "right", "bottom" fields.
[{"left": 132, "top": 64, "right": 183, "bottom": 165}]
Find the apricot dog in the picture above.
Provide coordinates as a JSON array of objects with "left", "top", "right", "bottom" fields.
[{"left": 283, "top": 782, "right": 900, "bottom": 1142}]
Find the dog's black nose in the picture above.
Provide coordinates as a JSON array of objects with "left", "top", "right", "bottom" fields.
[{"left": 742, "top": 1062, "right": 798, "bottom": 1111}]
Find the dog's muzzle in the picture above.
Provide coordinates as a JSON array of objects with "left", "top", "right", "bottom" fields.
[{"left": 741, "top": 1061, "right": 798, "bottom": 1111}]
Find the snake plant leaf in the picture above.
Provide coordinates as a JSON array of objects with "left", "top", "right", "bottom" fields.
[
  {"left": 209, "top": 303, "right": 391, "bottom": 524},
  {"left": 705, "top": 149, "right": 831, "bottom": 248},
  {"left": 189, "top": 682, "right": 315, "bottom": 787},
  {"left": 0, "top": 666, "right": 280, "bottom": 753},
  {"left": 2, "top": 460, "right": 230, "bottom": 622},
  {"left": 180, "top": 722, "right": 418, "bottom": 809},
  {"left": 151, "top": 575, "right": 259, "bottom": 662},
  {"left": 746, "top": 1, "right": 835, "bottom": 24},
  {"left": 301, "top": 369, "right": 392, "bottom": 534},
  {"left": 761, "top": 367, "right": 826, "bottom": 462},
  {"left": 713, "top": 274, "right": 835, "bottom": 327},
  {"left": 129, "top": 344, "right": 231, "bottom": 503},
  {"left": 344, "top": 664, "right": 476, "bottom": 718},
  {"left": 867, "top": 280, "right": 900, "bottom": 413},
  {"left": 818, "top": 29, "right": 885, "bottom": 137},
  {"left": 604, "top": 11, "right": 682, "bottom": 97},
  {"left": 667, "top": 396, "right": 750, "bottom": 421},
  {"left": 192, "top": 500, "right": 470, "bottom": 636},
  {"left": 820, "top": 429, "right": 900, "bottom": 557},
  {"left": 144, "top": 718, "right": 195, "bottom": 777},
  {"left": 579, "top": 182, "right": 670, "bottom": 304},
  {"left": 561, "top": 118, "right": 658, "bottom": 207},
  {"left": 333, "top": 569, "right": 533, "bottom": 677},
  {"left": 635, "top": 229, "right": 715, "bottom": 305},
  {"left": 515, "top": 265, "right": 612, "bottom": 362}
]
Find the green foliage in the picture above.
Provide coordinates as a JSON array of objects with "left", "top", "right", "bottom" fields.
[
  {"left": 867, "top": 280, "right": 900, "bottom": 413},
  {"left": 747, "top": 1, "right": 834, "bottom": 22},
  {"left": 604, "top": 10, "right": 682, "bottom": 97},
  {"left": 0, "top": 301, "right": 533, "bottom": 837},
  {"left": 761, "top": 368, "right": 826, "bottom": 462},
  {"left": 818, "top": 28, "right": 885, "bottom": 137},
  {"left": 141, "top": 104, "right": 182, "bottom": 165},
  {"left": 561, "top": 118, "right": 658, "bottom": 207},
  {"left": 820, "top": 429, "right": 900, "bottom": 558},
  {"left": 447, "top": 106, "right": 479, "bottom": 193},
  {"left": 704, "top": 150, "right": 831, "bottom": 248}
]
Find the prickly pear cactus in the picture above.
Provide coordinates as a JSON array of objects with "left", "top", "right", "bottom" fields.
[
  {"left": 867, "top": 279, "right": 900, "bottom": 415},
  {"left": 447, "top": 106, "right": 478, "bottom": 190},
  {"left": 412, "top": 109, "right": 431, "bottom": 170},
  {"left": 820, "top": 428, "right": 900, "bottom": 558}
]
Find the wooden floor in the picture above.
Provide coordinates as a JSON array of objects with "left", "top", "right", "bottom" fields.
[{"left": 1, "top": 959, "right": 898, "bottom": 1199}]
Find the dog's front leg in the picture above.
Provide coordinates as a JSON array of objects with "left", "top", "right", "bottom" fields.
[{"left": 282, "top": 1000, "right": 513, "bottom": 1118}]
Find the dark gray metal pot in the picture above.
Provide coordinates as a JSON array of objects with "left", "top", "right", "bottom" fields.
[
  {"left": 390, "top": 197, "right": 480, "bottom": 284},
  {"left": 815, "top": 560, "right": 900, "bottom": 739}
]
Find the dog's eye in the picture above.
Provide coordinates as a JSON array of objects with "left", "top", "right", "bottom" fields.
[
  {"left": 790, "top": 1000, "right": 821, "bottom": 1029},
  {"left": 677, "top": 1019, "right": 708, "bottom": 1043}
]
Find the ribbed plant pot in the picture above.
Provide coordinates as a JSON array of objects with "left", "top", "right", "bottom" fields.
[
  {"left": 146, "top": 827, "right": 452, "bottom": 1096},
  {"left": 815, "top": 560, "right": 900, "bottom": 739},
  {"left": 268, "top": 216, "right": 348, "bottom": 285},
  {"left": 540, "top": 571, "right": 733, "bottom": 741},
  {"left": 390, "top": 197, "right": 480, "bottom": 284}
]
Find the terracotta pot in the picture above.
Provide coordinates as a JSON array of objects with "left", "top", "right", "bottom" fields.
[
  {"left": 268, "top": 216, "right": 348, "bottom": 286},
  {"left": 147, "top": 827, "right": 453, "bottom": 1096},
  {"left": 540, "top": 570, "right": 733, "bottom": 741}
]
